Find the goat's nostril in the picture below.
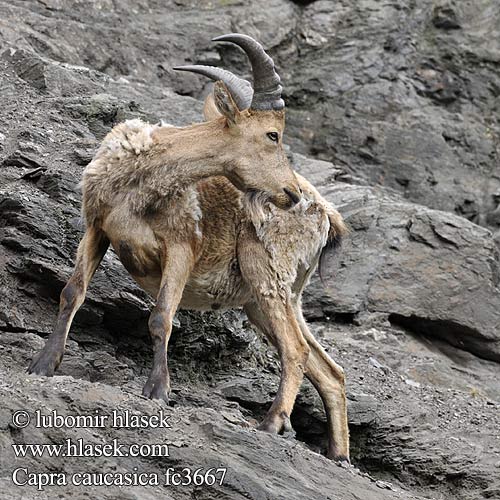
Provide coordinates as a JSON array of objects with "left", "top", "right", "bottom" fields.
[{"left": 283, "top": 187, "right": 300, "bottom": 206}]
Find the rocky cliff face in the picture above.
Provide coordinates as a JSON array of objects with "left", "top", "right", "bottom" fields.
[{"left": 0, "top": 1, "right": 499, "bottom": 499}]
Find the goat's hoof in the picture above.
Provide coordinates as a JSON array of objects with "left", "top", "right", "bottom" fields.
[
  {"left": 142, "top": 380, "right": 170, "bottom": 404},
  {"left": 335, "top": 457, "right": 352, "bottom": 469},
  {"left": 281, "top": 416, "right": 296, "bottom": 439},
  {"left": 257, "top": 420, "right": 280, "bottom": 434},
  {"left": 327, "top": 442, "right": 350, "bottom": 464},
  {"left": 258, "top": 412, "right": 293, "bottom": 436},
  {"left": 27, "top": 352, "right": 59, "bottom": 377},
  {"left": 327, "top": 450, "right": 351, "bottom": 465}
]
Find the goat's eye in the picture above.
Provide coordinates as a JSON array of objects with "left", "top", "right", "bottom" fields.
[{"left": 267, "top": 132, "right": 279, "bottom": 143}]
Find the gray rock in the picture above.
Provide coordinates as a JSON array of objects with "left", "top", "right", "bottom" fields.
[
  {"left": 1, "top": 1, "right": 500, "bottom": 499},
  {"left": 0, "top": 362, "right": 424, "bottom": 500},
  {"left": 280, "top": 0, "right": 500, "bottom": 237},
  {"left": 294, "top": 170, "right": 500, "bottom": 362}
]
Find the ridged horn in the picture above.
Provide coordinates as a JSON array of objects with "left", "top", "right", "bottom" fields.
[
  {"left": 212, "top": 33, "right": 284, "bottom": 111},
  {"left": 173, "top": 64, "right": 253, "bottom": 111}
]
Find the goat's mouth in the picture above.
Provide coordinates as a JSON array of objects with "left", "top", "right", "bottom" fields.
[
  {"left": 243, "top": 189, "right": 310, "bottom": 227},
  {"left": 244, "top": 188, "right": 307, "bottom": 211},
  {"left": 247, "top": 189, "right": 296, "bottom": 210}
]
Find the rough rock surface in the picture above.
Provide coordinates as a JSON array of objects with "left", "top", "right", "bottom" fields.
[
  {"left": 0, "top": 1, "right": 499, "bottom": 500},
  {"left": 293, "top": 154, "right": 500, "bottom": 362},
  {"left": 283, "top": 0, "right": 500, "bottom": 238}
]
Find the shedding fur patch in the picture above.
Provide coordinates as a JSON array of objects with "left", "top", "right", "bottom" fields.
[
  {"left": 172, "top": 186, "right": 203, "bottom": 241},
  {"left": 242, "top": 188, "right": 331, "bottom": 297},
  {"left": 81, "top": 118, "right": 204, "bottom": 228},
  {"left": 84, "top": 119, "right": 158, "bottom": 183},
  {"left": 110, "top": 119, "right": 157, "bottom": 155}
]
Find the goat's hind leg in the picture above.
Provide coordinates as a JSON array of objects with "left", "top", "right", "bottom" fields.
[
  {"left": 142, "top": 241, "right": 193, "bottom": 403},
  {"left": 28, "top": 226, "right": 109, "bottom": 376},
  {"left": 295, "top": 306, "right": 350, "bottom": 462}
]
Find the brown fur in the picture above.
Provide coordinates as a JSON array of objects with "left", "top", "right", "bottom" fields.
[
  {"left": 82, "top": 82, "right": 300, "bottom": 227},
  {"left": 28, "top": 84, "right": 350, "bottom": 462}
]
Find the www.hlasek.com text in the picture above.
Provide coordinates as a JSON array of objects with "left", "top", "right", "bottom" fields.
[
  {"left": 12, "top": 438, "right": 170, "bottom": 458},
  {"left": 10, "top": 408, "right": 227, "bottom": 490}
]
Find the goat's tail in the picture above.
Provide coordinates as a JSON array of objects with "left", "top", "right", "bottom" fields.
[{"left": 318, "top": 208, "right": 349, "bottom": 285}]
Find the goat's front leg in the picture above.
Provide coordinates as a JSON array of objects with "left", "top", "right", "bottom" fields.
[
  {"left": 142, "top": 241, "right": 193, "bottom": 403},
  {"left": 243, "top": 301, "right": 309, "bottom": 435},
  {"left": 245, "top": 302, "right": 350, "bottom": 461},
  {"left": 294, "top": 304, "right": 350, "bottom": 462},
  {"left": 28, "top": 226, "right": 109, "bottom": 376},
  {"left": 239, "top": 236, "right": 309, "bottom": 434}
]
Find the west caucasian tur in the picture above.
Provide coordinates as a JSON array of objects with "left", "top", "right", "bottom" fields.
[{"left": 28, "top": 34, "right": 350, "bottom": 462}]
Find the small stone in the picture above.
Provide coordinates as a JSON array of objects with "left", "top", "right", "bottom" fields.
[
  {"left": 375, "top": 480, "right": 395, "bottom": 490},
  {"left": 368, "top": 357, "right": 389, "bottom": 373},
  {"left": 405, "top": 379, "right": 421, "bottom": 388},
  {"left": 433, "top": 5, "right": 461, "bottom": 30}
]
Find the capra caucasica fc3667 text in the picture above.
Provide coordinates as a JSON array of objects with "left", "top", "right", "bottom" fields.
[{"left": 28, "top": 34, "right": 350, "bottom": 462}]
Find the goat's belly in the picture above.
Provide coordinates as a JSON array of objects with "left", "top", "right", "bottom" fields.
[
  {"left": 130, "top": 266, "right": 251, "bottom": 311},
  {"left": 179, "top": 268, "right": 251, "bottom": 311},
  {"left": 131, "top": 275, "right": 161, "bottom": 298}
]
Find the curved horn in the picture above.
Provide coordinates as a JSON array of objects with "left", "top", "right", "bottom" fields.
[
  {"left": 173, "top": 65, "right": 253, "bottom": 111},
  {"left": 212, "top": 33, "right": 284, "bottom": 111}
]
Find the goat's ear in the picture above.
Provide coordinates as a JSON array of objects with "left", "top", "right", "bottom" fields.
[
  {"left": 213, "top": 81, "right": 240, "bottom": 127},
  {"left": 203, "top": 92, "right": 222, "bottom": 121}
]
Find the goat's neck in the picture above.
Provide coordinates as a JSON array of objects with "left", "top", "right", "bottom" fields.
[{"left": 151, "top": 119, "right": 233, "bottom": 186}]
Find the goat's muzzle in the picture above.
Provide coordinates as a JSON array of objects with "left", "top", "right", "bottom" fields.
[{"left": 271, "top": 186, "right": 302, "bottom": 210}]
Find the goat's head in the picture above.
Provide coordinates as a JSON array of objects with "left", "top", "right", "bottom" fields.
[{"left": 174, "top": 33, "right": 301, "bottom": 210}]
